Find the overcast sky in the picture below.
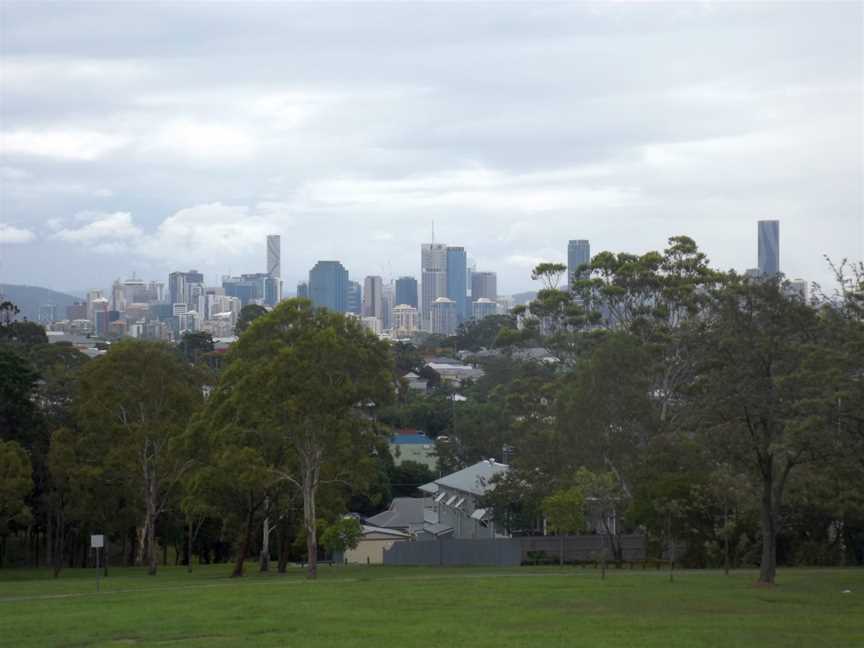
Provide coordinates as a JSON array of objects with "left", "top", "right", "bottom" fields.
[{"left": 1, "top": 2, "right": 861, "bottom": 296}]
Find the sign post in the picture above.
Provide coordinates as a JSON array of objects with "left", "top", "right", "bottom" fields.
[{"left": 91, "top": 535, "right": 104, "bottom": 592}]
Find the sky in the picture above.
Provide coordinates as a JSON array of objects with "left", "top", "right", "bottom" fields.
[{"left": 0, "top": 1, "right": 862, "bottom": 297}]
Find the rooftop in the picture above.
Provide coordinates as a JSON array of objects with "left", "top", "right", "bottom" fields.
[{"left": 435, "top": 459, "right": 508, "bottom": 496}]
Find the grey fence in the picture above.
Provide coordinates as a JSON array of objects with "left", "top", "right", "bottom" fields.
[{"left": 383, "top": 534, "right": 645, "bottom": 567}]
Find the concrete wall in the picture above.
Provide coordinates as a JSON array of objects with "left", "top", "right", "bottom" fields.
[{"left": 344, "top": 537, "right": 404, "bottom": 565}]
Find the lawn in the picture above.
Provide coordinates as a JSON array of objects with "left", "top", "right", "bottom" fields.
[{"left": 0, "top": 564, "right": 861, "bottom": 647}]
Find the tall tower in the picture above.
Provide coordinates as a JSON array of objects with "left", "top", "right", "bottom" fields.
[
  {"left": 266, "top": 234, "right": 282, "bottom": 304},
  {"left": 567, "top": 240, "right": 591, "bottom": 287},
  {"left": 446, "top": 246, "right": 467, "bottom": 322},
  {"left": 757, "top": 220, "right": 780, "bottom": 277},
  {"left": 363, "top": 276, "right": 384, "bottom": 320},
  {"left": 308, "top": 261, "right": 349, "bottom": 313},
  {"left": 420, "top": 243, "right": 448, "bottom": 330}
]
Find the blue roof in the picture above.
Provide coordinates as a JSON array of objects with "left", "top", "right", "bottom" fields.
[{"left": 391, "top": 434, "right": 431, "bottom": 445}]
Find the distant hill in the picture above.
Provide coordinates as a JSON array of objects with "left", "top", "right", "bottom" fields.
[{"left": 0, "top": 284, "right": 82, "bottom": 321}]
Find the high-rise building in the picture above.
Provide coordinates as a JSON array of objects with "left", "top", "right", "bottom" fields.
[
  {"left": 567, "top": 240, "right": 591, "bottom": 287},
  {"left": 758, "top": 220, "right": 780, "bottom": 277},
  {"left": 421, "top": 243, "right": 448, "bottom": 330},
  {"left": 346, "top": 281, "right": 362, "bottom": 315},
  {"left": 222, "top": 273, "right": 273, "bottom": 306},
  {"left": 37, "top": 304, "right": 57, "bottom": 324},
  {"left": 297, "top": 281, "right": 309, "bottom": 299},
  {"left": 382, "top": 282, "right": 395, "bottom": 330},
  {"left": 66, "top": 301, "right": 87, "bottom": 321},
  {"left": 472, "top": 298, "right": 497, "bottom": 321},
  {"left": 266, "top": 235, "right": 282, "bottom": 305},
  {"left": 430, "top": 297, "right": 458, "bottom": 336},
  {"left": 363, "top": 276, "right": 384, "bottom": 320},
  {"left": 169, "top": 270, "right": 204, "bottom": 308},
  {"left": 395, "top": 276, "right": 418, "bottom": 309},
  {"left": 309, "top": 261, "right": 349, "bottom": 313},
  {"left": 392, "top": 304, "right": 419, "bottom": 336},
  {"left": 471, "top": 272, "right": 497, "bottom": 301},
  {"left": 446, "top": 246, "right": 468, "bottom": 322}
]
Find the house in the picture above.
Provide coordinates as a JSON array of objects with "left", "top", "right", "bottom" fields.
[
  {"left": 365, "top": 497, "right": 426, "bottom": 534},
  {"left": 337, "top": 524, "right": 410, "bottom": 564},
  {"left": 402, "top": 371, "right": 429, "bottom": 392},
  {"left": 424, "top": 357, "right": 485, "bottom": 384},
  {"left": 389, "top": 430, "right": 437, "bottom": 471},
  {"left": 418, "top": 459, "right": 509, "bottom": 540}
]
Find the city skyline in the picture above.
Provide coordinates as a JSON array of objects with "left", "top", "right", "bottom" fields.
[{"left": 1, "top": 3, "right": 861, "bottom": 295}]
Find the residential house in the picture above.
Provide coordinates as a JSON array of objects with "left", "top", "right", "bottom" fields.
[{"left": 389, "top": 430, "right": 437, "bottom": 471}]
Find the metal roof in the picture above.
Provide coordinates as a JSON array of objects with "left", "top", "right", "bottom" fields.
[
  {"left": 365, "top": 498, "right": 425, "bottom": 530},
  {"left": 434, "top": 460, "right": 509, "bottom": 496}
]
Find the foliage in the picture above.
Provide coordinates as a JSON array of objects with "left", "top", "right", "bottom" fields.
[
  {"left": 0, "top": 440, "right": 33, "bottom": 533},
  {"left": 541, "top": 487, "right": 585, "bottom": 535},
  {"left": 234, "top": 304, "right": 268, "bottom": 336},
  {"left": 320, "top": 516, "right": 362, "bottom": 554}
]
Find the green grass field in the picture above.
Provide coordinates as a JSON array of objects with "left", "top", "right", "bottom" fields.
[{"left": 0, "top": 565, "right": 861, "bottom": 647}]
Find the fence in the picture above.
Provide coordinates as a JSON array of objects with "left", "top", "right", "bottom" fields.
[{"left": 382, "top": 534, "right": 645, "bottom": 567}]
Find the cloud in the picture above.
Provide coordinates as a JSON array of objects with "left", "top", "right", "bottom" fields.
[
  {"left": 53, "top": 212, "right": 142, "bottom": 244},
  {"left": 0, "top": 224, "right": 36, "bottom": 244},
  {"left": 0, "top": 129, "right": 130, "bottom": 161}
]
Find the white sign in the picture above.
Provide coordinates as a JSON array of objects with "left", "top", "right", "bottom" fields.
[{"left": 90, "top": 534, "right": 104, "bottom": 548}]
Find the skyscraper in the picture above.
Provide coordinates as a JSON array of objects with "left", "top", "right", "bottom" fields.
[
  {"left": 567, "top": 240, "right": 591, "bottom": 287},
  {"left": 309, "top": 261, "right": 349, "bottom": 313},
  {"left": 168, "top": 270, "right": 204, "bottom": 308},
  {"left": 395, "top": 276, "right": 418, "bottom": 308},
  {"left": 446, "top": 246, "right": 467, "bottom": 322},
  {"left": 472, "top": 298, "right": 497, "bottom": 321},
  {"left": 430, "top": 297, "right": 457, "bottom": 335},
  {"left": 471, "top": 272, "right": 497, "bottom": 301},
  {"left": 297, "top": 281, "right": 309, "bottom": 299},
  {"left": 363, "top": 276, "right": 384, "bottom": 320},
  {"left": 758, "top": 220, "right": 780, "bottom": 277},
  {"left": 346, "top": 281, "right": 362, "bottom": 315},
  {"left": 421, "top": 243, "right": 448, "bottom": 330},
  {"left": 266, "top": 234, "right": 282, "bottom": 305}
]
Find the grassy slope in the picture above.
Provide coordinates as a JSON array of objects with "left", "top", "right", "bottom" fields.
[{"left": 0, "top": 566, "right": 861, "bottom": 647}]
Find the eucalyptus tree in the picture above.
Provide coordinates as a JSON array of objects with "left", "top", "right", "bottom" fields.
[{"left": 213, "top": 299, "right": 394, "bottom": 579}]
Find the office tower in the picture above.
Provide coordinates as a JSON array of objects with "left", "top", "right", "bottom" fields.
[
  {"left": 567, "top": 240, "right": 591, "bottom": 287},
  {"left": 266, "top": 235, "right": 282, "bottom": 305},
  {"left": 222, "top": 273, "right": 271, "bottom": 306},
  {"left": 472, "top": 298, "right": 497, "bottom": 321},
  {"left": 309, "top": 261, "right": 349, "bottom": 313},
  {"left": 37, "top": 304, "right": 57, "bottom": 324},
  {"left": 446, "top": 246, "right": 468, "bottom": 322},
  {"left": 297, "top": 281, "right": 309, "bottom": 299},
  {"left": 430, "top": 297, "right": 458, "bottom": 336},
  {"left": 346, "top": 281, "right": 362, "bottom": 314},
  {"left": 91, "top": 297, "right": 109, "bottom": 335},
  {"left": 471, "top": 272, "right": 497, "bottom": 301},
  {"left": 392, "top": 304, "right": 419, "bottom": 336},
  {"left": 382, "top": 282, "right": 395, "bottom": 330},
  {"left": 67, "top": 301, "right": 87, "bottom": 321},
  {"left": 395, "top": 276, "right": 418, "bottom": 309},
  {"left": 363, "top": 276, "right": 384, "bottom": 320},
  {"left": 467, "top": 257, "right": 476, "bottom": 298},
  {"left": 421, "top": 243, "right": 448, "bottom": 330},
  {"left": 758, "top": 220, "right": 780, "bottom": 277},
  {"left": 361, "top": 317, "right": 382, "bottom": 335},
  {"left": 169, "top": 270, "right": 204, "bottom": 308}
]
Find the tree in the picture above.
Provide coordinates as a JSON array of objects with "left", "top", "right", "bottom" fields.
[
  {"left": 687, "top": 276, "right": 831, "bottom": 584},
  {"left": 542, "top": 487, "right": 585, "bottom": 565},
  {"left": 179, "top": 331, "right": 214, "bottom": 365},
  {"left": 0, "top": 347, "right": 39, "bottom": 447},
  {"left": 234, "top": 304, "right": 268, "bottom": 336},
  {"left": 75, "top": 340, "right": 204, "bottom": 575},
  {"left": 215, "top": 299, "right": 394, "bottom": 579},
  {"left": 0, "top": 440, "right": 32, "bottom": 537},
  {"left": 320, "top": 516, "right": 362, "bottom": 558}
]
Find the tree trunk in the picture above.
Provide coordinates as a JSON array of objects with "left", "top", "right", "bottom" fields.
[
  {"left": 758, "top": 475, "right": 777, "bottom": 585},
  {"left": 187, "top": 519, "right": 193, "bottom": 573},
  {"left": 147, "top": 508, "right": 158, "bottom": 576},
  {"left": 278, "top": 517, "right": 289, "bottom": 574},
  {"left": 303, "top": 468, "right": 318, "bottom": 580},
  {"left": 260, "top": 496, "right": 271, "bottom": 572},
  {"left": 231, "top": 494, "right": 255, "bottom": 578}
]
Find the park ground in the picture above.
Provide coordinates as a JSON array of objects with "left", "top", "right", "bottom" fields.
[{"left": 0, "top": 565, "right": 862, "bottom": 647}]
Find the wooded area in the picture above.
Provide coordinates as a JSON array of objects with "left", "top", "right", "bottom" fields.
[{"left": 1, "top": 237, "right": 862, "bottom": 585}]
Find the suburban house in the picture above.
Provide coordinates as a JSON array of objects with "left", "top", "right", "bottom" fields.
[
  {"left": 424, "top": 357, "right": 485, "bottom": 384},
  {"left": 402, "top": 371, "right": 429, "bottom": 392},
  {"left": 365, "top": 497, "right": 426, "bottom": 534},
  {"left": 389, "top": 429, "right": 437, "bottom": 471},
  {"left": 418, "top": 459, "right": 509, "bottom": 540}
]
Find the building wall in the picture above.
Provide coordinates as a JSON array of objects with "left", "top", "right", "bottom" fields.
[
  {"left": 567, "top": 239, "right": 591, "bottom": 287},
  {"left": 446, "top": 246, "right": 467, "bottom": 322},
  {"left": 395, "top": 276, "right": 418, "bottom": 309},
  {"left": 758, "top": 220, "right": 780, "bottom": 276},
  {"left": 343, "top": 536, "right": 405, "bottom": 564},
  {"left": 390, "top": 442, "right": 437, "bottom": 470},
  {"left": 309, "top": 261, "right": 349, "bottom": 313},
  {"left": 471, "top": 272, "right": 497, "bottom": 301}
]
